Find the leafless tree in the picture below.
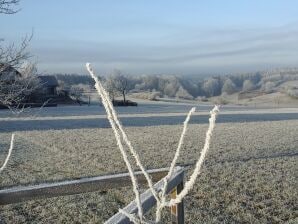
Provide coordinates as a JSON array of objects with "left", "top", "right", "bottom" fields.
[
  {"left": 222, "top": 78, "right": 236, "bottom": 95},
  {"left": 105, "top": 76, "right": 117, "bottom": 102},
  {"left": 0, "top": 0, "right": 37, "bottom": 112},
  {"left": 0, "top": 0, "right": 19, "bottom": 14},
  {"left": 110, "top": 70, "right": 129, "bottom": 103},
  {"left": 242, "top": 79, "right": 255, "bottom": 92},
  {"left": 0, "top": 63, "right": 40, "bottom": 113},
  {"left": 203, "top": 78, "right": 220, "bottom": 97},
  {"left": 1, "top": 0, "right": 31, "bottom": 79},
  {"left": 0, "top": 34, "right": 32, "bottom": 73},
  {"left": 0, "top": 0, "right": 30, "bottom": 174},
  {"left": 69, "top": 84, "right": 91, "bottom": 105}
]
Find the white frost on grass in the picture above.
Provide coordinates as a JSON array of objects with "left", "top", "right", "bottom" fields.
[{"left": 0, "top": 134, "right": 15, "bottom": 173}]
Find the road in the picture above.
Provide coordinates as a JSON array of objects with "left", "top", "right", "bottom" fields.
[{"left": 0, "top": 108, "right": 297, "bottom": 132}]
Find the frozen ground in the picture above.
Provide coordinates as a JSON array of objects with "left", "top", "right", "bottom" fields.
[{"left": 0, "top": 102, "right": 297, "bottom": 223}]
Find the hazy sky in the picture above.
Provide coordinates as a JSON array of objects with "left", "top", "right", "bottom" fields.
[{"left": 1, "top": 0, "right": 298, "bottom": 75}]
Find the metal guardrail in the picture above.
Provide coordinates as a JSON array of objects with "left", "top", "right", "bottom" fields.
[
  {"left": 0, "top": 168, "right": 169, "bottom": 205},
  {"left": 105, "top": 166, "right": 185, "bottom": 224},
  {"left": 0, "top": 166, "right": 185, "bottom": 224}
]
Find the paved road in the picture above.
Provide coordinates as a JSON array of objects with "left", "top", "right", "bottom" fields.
[
  {"left": 0, "top": 103, "right": 277, "bottom": 118},
  {"left": 1, "top": 112, "right": 298, "bottom": 132}
]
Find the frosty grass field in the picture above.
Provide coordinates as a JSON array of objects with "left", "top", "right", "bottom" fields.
[{"left": 0, "top": 101, "right": 297, "bottom": 223}]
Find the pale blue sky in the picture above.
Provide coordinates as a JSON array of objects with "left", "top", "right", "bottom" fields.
[{"left": 1, "top": 0, "right": 298, "bottom": 75}]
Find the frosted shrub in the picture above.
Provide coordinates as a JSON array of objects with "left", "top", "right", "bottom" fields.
[{"left": 86, "top": 63, "right": 219, "bottom": 223}]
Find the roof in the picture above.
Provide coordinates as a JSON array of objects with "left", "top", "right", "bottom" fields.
[
  {"left": 38, "top": 75, "right": 58, "bottom": 87},
  {"left": 0, "top": 64, "right": 22, "bottom": 81}
]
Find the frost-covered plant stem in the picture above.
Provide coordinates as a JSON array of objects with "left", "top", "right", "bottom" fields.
[
  {"left": 86, "top": 63, "right": 144, "bottom": 220},
  {"left": 0, "top": 133, "right": 14, "bottom": 173},
  {"left": 99, "top": 82, "right": 161, "bottom": 204},
  {"left": 86, "top": 64, "right": 160, "bottom": 205},
  {"left": 165, "top": 105, "right": 219, "bottom": 206},
  {"left": 156, "top": 107, "right": 196, "bottom": 221}
]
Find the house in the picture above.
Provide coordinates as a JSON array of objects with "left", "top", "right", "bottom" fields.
[
  {"left": 35, "top": 75, "right": 74, "bottom": 104},
  {"left": 0, "top": 64, "right": 22, "bottom": 82},
  {"left": 38, "top": 75, "right": 59, "bottom": 96}
]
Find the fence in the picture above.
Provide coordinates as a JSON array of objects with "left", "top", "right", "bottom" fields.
[{"left": 0, "top": 166, "right": 185, "bottom": 224}]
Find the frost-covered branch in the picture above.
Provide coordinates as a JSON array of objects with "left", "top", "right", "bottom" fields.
[
  {"left": 0, "top": 133, "right": 14, "bottom": 173},
  {"left": 0, "top": 62, "right": 40, "bottom": 114},
  {"left": 165, "top": 105, "right": 219, "bottom": 206},
  {"left": 156, "top": 107, "right": 196, "bottom": 221},
  {"left": 86, "top": 63, "right": 144, "bottom": 220},
  {"left": 86, "top": 63, "right": 160, "bottom": 207}
]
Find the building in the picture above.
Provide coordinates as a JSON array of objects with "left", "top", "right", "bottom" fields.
[
  {"left": 38, "top": 75, "right": 59, "bottom": 96},
  {"left": 0, "top": 64, "right": 22, "bottom": 81}
]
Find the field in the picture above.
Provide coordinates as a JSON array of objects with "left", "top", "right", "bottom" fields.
[{"left": 0, "top": 102, "right": 297, "bottom": 223}]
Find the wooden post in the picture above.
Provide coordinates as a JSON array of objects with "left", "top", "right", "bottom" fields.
[{"left": 170, "top": 180, "right": 184, "bottom": 224}]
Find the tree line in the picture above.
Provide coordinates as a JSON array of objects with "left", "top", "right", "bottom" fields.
[{"left": 53, "top": 68, "right": 298, "bottom": 102}]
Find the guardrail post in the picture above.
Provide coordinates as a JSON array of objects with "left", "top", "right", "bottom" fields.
[{"left": 170, "top": 178, "right": 184, "bottom": 224}]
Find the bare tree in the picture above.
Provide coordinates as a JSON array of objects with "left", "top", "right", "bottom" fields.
[
  {"left": 0, "top": 0, "right": 37, "bottom": 112},
  {"left": 242, "top": 79, "right": 255, "bottom": 92},
  {"left": 163, "top": 77, "right": 179, "bottom": 97},
  {"left": 69, "top": 83, "right": 91, "bottom": 105},
  {"left": 0, "top": 34, "right": 32, "bottom": 73},
  {"left": 110, "top": 70, "right": 129, "bottom": 103},
  {"left": 0, "top": 0, "right": 19, "bottom": 14},
  {"left": 0, "top": 0, "right": 31, "bottom": 73},
  {"left": 0, "top": 63, "right": 40, "bottom": 113},
  {"left": 105, "top": 76, "right": 117, "bottom": 102},
  {"left": 175, "top": 86, "right": 193, "bottom": 100},
  {"left": 203, "top": 78, "right": 220, "bottom": 97},
  {"left": 222, "top": 78, "right": 236, "bottom": 95},
  {"left": 0, "top": 0, "right": 28, "bottom": 174}
]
